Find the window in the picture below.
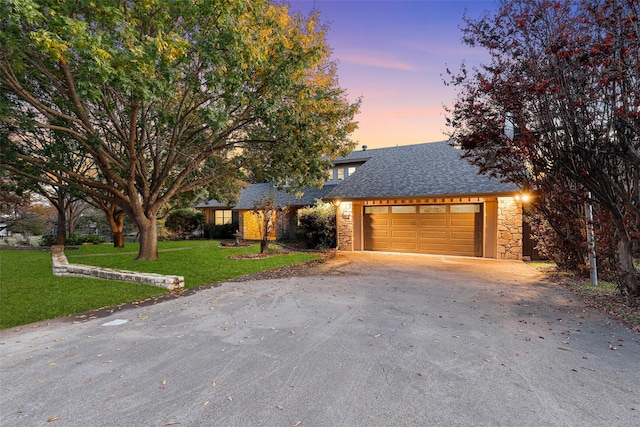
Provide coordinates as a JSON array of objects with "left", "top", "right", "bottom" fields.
[
  {"left": 215, "top": 210, "right": 233, "bottom": 225},
  {"left": 391, "top": 206, "right": 416, "bottom": 214},
  {"left": 450, "top": 204, "right": 480, "bottom": 213},
  {"left": 419, "top": 205, "right": 447, "bottom": 213},
  {"left": 348, "top": 166, "right": 356, "bottom": 176},
  {"left": 326, "top": 168, "right": 334, "bottom": 181},
  {"left": 364, "top": 206, "right": 388, "bottom": 214},
  {"left": 337, "top": 168, "right": 345, "bottom": 180}
]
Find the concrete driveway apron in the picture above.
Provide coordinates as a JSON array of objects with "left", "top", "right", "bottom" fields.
[{"left": 1, "top": 252, "right": 638, "bottom": 426}]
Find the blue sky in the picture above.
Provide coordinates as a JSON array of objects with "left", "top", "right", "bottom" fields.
[{"left": 287, "top": 0, "right": 498, "bottom": 149}]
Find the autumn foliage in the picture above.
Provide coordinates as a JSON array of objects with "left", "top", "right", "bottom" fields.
[{"left": 447, "top": 0, "right": 640, "bottom": 296}]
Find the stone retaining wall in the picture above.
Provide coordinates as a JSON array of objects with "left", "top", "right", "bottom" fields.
[{"left": 51, "top": 245, "right": 184, "bottom": 291}]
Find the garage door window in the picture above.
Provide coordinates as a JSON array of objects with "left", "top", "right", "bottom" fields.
[
  {"left": 419, "top": 205, "right": 447, "bottom": 213},
  {"left": 450, "top": 204, "right": 481, "bottom": 213},
  {"left": 391, "top": 206, "right": 416, "bottom": 214},
  {"left": 364, "top": 206, "right": 388, "bottom": 214}
]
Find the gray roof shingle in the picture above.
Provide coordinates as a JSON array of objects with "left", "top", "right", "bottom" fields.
[
  {"left": 196, "top": 183, "right": 337, "bottom": 210},
  {"left": 324, "top": 141, "right": 517, "bottom": 199}
]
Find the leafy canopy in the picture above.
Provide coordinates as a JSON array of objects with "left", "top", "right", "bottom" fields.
[{"left": 1, "top": 0, "right": 360, "bottom": 259}]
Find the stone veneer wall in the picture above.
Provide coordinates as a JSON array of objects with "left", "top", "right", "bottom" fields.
[
  {"left": 497, "top": 198, "right": 523, "bottom": 260},
  {"left": 336, "top": 202, "right": 353, "bottom": 251},
  {"left": 51, "top": 245, "right": 184, "bottom": 290}
]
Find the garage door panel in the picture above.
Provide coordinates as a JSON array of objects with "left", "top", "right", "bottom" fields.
[
  {"left": 450, "top": 230, "right": 475, "bottom": 239},
  {"left": 368, "top": 217, "right": 390, "bottom": 226},
  {"left": 419, "top": 243, "right": 449, "bottom": 253},
  {"left": 450, "top": 217, "right": 476, "bottom": 227},
  {"left": 391, "top": 230, "right": 417, "bottom": 239},
  {"left": 364, "top": 204, "right": 482, "bottom": 257},
  {"left": 369, "top": 229, "right": 389, "bottom": 238},
  {"left": 419, "top": 218, "right": 448, "bottom": 227},
  {"left": 419, "top": 230, "right": 448, "bottom": 239},
  {"left": 390, "top": 241, "right": 418, "bottom": 251},
  {"left": 391, "top": 217, "right": 418, "bottom": 227}
]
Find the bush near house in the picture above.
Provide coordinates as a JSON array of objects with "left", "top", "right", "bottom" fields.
[
  {"left": 204, "top": 222, "right": 238, "bottom": 239},
  {"left": 298, "top": 201, "right": 336, "bottom": 249},
  {"left": 165, "top": 209, "right": 204, "bottom": 239}
]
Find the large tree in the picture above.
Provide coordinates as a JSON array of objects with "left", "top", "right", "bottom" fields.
[
  {"left": 0, "top": 0, "right": 359, "bottom": 260},
  {"left": 446, "top": 0, "right": 640, "bottom": 296}
]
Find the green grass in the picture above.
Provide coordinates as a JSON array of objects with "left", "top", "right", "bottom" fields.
[{"left": 0, "top": 241, "right": 318, "bottom": 329}]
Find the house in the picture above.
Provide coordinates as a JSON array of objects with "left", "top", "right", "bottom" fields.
[
  {"left": 197, "top": 141, "right": 526, "bottom": 259},
  {"left": 196, "top": 182, "right": 337, "bottom": 241}
]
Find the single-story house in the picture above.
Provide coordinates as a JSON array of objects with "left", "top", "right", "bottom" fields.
[
  {"left": 197, "top": 141, "right": 527, "bottom": 259},
  {"left": 196, "top": 182, "right": 337, "bottom": 241}
]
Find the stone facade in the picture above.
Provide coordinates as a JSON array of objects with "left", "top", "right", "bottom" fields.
[
  {"left": 496, "top": 198, "right": 523, "bottom": 260},
  {"left": 51, "top": 246, "right": 184, "bottom": 290},
  {"left": 336, "top": 202, "right": 353, "bottom": 251}
]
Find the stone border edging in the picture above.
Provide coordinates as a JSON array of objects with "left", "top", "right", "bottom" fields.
[{"left": 51, "top": 245, "right": 184, "bottom": 291}]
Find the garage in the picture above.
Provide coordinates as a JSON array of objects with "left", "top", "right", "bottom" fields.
[{"left": 363, "top": 204, "right": 483, "bottom": 257}]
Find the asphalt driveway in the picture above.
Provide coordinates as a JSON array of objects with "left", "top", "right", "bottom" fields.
[{"left": 1, "top": 252, "right": 638, "bottom": 426}]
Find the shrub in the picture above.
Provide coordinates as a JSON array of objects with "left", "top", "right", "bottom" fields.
[
  {"left": 66, "top": 233, "right": 104, "bottom": 245},
  {"left": 39, "top": 232, "right": 58, "bottom": 246},
  {"left": 204, "top": 222, "right": 238, "bottom": 239},
  {"left": 297, "top": 200, "right": 336, "bottom": 249},
  {"left": 165, "top": 209, "right": 204, "bottom": 239}
]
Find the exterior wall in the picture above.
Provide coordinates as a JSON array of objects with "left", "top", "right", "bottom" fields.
[
  {"left": 496, "top": 197, "right": 523, "bottom": 260},
  {"left": 484, "top": 200, "right": 498, "bottom": 258},
  {"left": 336, "top": 201, "right": 354, "bottom": 250},
  {"left": 239, "top": 210, "right": 277, "bottom": 241}
]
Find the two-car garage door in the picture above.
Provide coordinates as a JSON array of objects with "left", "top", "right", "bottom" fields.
[{"left": 363, "top": 204, "right": 483, "bottom": 257}]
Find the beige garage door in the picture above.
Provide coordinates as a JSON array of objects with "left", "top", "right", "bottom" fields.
[{"left": 363, "top": 204, "right": 483, "bottom": 257}]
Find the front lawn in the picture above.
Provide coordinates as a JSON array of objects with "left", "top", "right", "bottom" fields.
[{"left": 0, "top": 241, "right": 318, "bottom": 329}]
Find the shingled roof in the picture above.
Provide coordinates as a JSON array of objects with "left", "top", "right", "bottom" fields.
[
  {"left": 196, "top": 183, "right": 336, "bottom": 210},
  {"left": 324, "top": 141, "right": 517, "bottom": 199}
]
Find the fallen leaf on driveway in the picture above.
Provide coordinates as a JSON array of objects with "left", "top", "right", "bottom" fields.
[
  {"left": 277, "top": 404, "right": 285, "bottom": 410},
  {"left": 47, "top": 416, "right": 63, "bottom": 422}
]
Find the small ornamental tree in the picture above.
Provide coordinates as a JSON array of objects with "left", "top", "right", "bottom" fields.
[
  {"left": 251, "top": 194, "right": 283, "bottom": 254},
  {"left": 297, "top": 200, "right": 336, "bottom": 249},
  {"left": 447, "top": 0, "right": 640, "bottom": 296}
]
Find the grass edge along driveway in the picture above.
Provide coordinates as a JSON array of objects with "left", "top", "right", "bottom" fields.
[{"left": 0, "top": 241, "right": 318, "bottom": 329}]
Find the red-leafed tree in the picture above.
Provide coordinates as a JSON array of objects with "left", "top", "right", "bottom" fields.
[{"left": 446, "top": 0, "right": 639, "bottom": 296}]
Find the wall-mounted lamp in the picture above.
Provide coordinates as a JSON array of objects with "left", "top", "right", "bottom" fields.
[
  {"left": 339, "top": 201, "right": 352, "bottom": 219},
  {"left": 514, "top": 193, "right": 531, "bottom": 202}
]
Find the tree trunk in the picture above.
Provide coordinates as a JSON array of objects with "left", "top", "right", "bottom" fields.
[
  {"left": 617, "top": 236, "right": 639, "bottom": 297},
  {"left": 56, "top": 207, "right": 66, "bottom": 245},
  {"left": 106, "top": 210, "right": 125, "bottom": 248},
  {"left": 136, "top": 215, "right": 159, "bottom": 260},
  {"left": 56, "top": 191, "right": 66, "bottom": 245}
]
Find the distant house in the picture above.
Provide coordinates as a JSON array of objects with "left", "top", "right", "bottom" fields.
[{"left": 197, "top": 141, "right": 526, "bottom": 259}]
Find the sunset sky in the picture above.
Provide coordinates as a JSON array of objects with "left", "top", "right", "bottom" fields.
[{"left": 288, "top": 0, "right": 498, "bottom": 149}]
